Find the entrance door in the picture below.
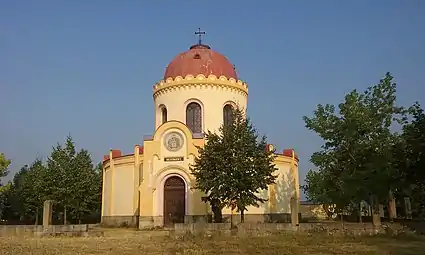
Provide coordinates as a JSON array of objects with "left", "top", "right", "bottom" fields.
[{"left": 163, "top": 176, "right": 185, "bottom": 226}]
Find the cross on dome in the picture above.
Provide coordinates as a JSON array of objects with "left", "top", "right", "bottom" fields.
[
  {"left": 194, "top": 28, "right": 206, "bottom": 45},
  {"left": 163, "top": 28, "right": 237, "bottom": 80}
]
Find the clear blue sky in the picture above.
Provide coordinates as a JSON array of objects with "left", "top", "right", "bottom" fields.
[{"left": 1, "top": 1, "right": 424, "bottom": 199}]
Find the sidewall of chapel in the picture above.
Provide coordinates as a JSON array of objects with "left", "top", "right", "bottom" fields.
[{"left": 154, "top": 81, "right": 248, "bottom": 133}]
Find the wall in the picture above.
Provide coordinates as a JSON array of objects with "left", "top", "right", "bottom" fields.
[
  {"left": 101, "top": 117, "right": 300, "bottom": 228},
  {"left": 139, "top": 121, "right": 206, "bottom": 228},
  {"left": 102, "top": 155, "right": 137, "bottom": 217},
  {"left": 153, "top": 75, "right": 248, "bottom": 133},
  {"left": 220, "top": 154, "right": 299, "bottom": 219},
  {"left": 273, "top": 158, "right": 299, "bottom": 213},
  {"left": 101, "top": 147, "right": 143, "bottom": 227},
  {"left": 299, "top": 204, "right": 328, "bottom": 220},
  {"left": 102, "top": 166, "right": 112, "bottom": 216},
  {"left": 0, "top": 224, "right": 90, "bottom": 237},
  {"left": 112, "top": 164, "right": 134, "bottom": 215},
  {"left": 172, "top": 222, "right": 408, "bottom": 236}
]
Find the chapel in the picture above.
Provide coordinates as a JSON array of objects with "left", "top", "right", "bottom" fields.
[{"left": 101, "top": 32, "right": 300, "bottom": 229}]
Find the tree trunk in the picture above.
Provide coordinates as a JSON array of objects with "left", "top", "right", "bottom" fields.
[
  {"left": 323, "top": 204, "right": 335, "bottom": 219},
  {"left": 358, "top": 202, "right": 363, "bottom": 223},
  {"left": 240, "top": 210, "right": 245, "bottom": 223},
  {"left": 370, "top": 195, "right": 381, "bottom": 227},
  {"left": 388, "top": 190, "right": 397, "bottom": 221},
  {"left": 64, "top": 206, "right": 67, "bottom": 225},
  {"left": 211, "top": 200, "right": 222, "bottom": 223},
  {"left": 35, "top": 207, "right": 39, "bottom": 225}
]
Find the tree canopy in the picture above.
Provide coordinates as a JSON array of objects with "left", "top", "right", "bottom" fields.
[
  {"left": 191, "top": 107, "right": 277, "bottom": 222},
  {"left": 2, "top": 136, "right": 102, "bottom": 224},
  {"left": 302, "top": 72, "right": 424, "bottom": 219},
  {"left": 392, "top": 102, "right": 425, "bottom": 217},
  {"left": 0, "top": 153, "right": 12, "bottom": 220},
  {"left": 0, "top": 153, "right": 11, "bottom": 179}
]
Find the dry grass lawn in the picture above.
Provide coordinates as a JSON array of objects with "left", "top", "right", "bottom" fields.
[{"left": 0, "top": 229, "right": 424, "bottom": 255}]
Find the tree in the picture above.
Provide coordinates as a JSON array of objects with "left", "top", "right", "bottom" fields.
[
  {"left": 0, "top": 153, "right": 11, "bottom": 179},
  {"left": 0, "top": 153, "right": 11, "bottom": 220},
  {"left": 5, "top": 160, "right": 46, "bottom": 223},
  {"left": 191, "top": 107, "right": 277, "bottom": 223},
  {"left": 4, "top": 164, "right": 30, "bottom": 222},
  {"left": 3, "top": 136, "right": 103, "bottom": 224},
  {"left": 45, "top": 136, "right": 102, "bottom": 223},
  {"left": 302, "top": 72, "right": 405, "bottom": 218},
  {"left": 393, "top": 102, "right": 425, "bottom": 218}
]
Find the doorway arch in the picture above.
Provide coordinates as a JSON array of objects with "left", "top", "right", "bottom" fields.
[{"left": 163, "top": 176, "right": 186, "bottom": 226}]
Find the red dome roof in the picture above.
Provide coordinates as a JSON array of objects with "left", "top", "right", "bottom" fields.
[{"left": 164, "top": 44, "right": 237, "bottom": 80}]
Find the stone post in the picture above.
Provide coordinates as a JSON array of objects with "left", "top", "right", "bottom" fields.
[
  {"left": 43, "top": 200, "right": 54, "bottom": 228},
  {"left": 290, "top": 197, "right": 299, "bottom": 227},
  {"left": 404, "top": 197, "right": 412, "bottom": 219},
  {"left": 388, "top": 191, "right": 397, "bottom": 221},
  {"left": 370, "top": 196, "right": 381, "bottom": 227},
  {"left": 379, "top": 204, "right": 385, "bottom": 218}
]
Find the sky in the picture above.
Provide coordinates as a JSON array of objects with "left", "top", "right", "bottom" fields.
[{"left": 1, "top": 1, "right": 424, "bottom": 200}]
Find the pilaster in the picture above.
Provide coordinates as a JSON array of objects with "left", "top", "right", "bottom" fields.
[{"left": 109, "top": 150, "right": 115, "bottom": 216}]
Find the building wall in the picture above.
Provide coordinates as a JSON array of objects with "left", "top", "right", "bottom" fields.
[
  {"left": 221, "top": 155, "right": 299, "bottom": 217},
  {"left": 153, "top": 74, "right": 248, "bottom": 133},
  {"left": 102, "top": 124, "right": 300, "bottom": 228},
  {"left": 112, "top": 164, "right": 134, "bottom": 215},
  {"left": 101, "top": 152, "right": 142, "bottom": 227},
  {"left": 102, "top": 165, "right": 112, "bottom": 217},
  {"left": 299, "top": 204, "right": 328, "bottom": 220},
  {"left": 138, "top": 121, "right": 206, "bottom": 227},
  {"left": 273, "top": 159, "right": 299, "bottom": 214}
]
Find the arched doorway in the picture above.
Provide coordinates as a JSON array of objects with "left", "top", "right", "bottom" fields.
[{"left": 163, "top": 176, "right": 186, "bottom": 226}]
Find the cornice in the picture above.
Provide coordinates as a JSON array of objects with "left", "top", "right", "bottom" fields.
[
  {"left": 274, "top": 154, "right": 299, "bottom": 166},
  {"left": 153, "top": 74, "right": 248, "bottom": 99}
]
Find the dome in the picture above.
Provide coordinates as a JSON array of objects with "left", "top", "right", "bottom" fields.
[{"left": 164, "top": 44, "right": 237, "bottom": 80}]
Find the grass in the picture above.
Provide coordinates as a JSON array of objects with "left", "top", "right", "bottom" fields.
[{"left": 0, "top": 229, "right": 424, "bottom": 254}]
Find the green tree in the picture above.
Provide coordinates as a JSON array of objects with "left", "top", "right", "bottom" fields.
[
  {"left": 46, "top": 136, "right": 102, "bottom": 223},
  {"left": 302, "top": 72, "right": 405, "bottom": 217},
  {"left": 0, "top": 153, "right": 12, "bottom": 220},
  {"left": 393, "top": 102, "right": 425, "bottom": 218},
  {"left": 5, "top": 160, "right": 46, "bottom": 223},
  {"left": 4, "top": 164, "right": 30, "bottom": 222},
  {"left": 0, "top": 153, "right": 11, "bottom": 179},
  {"left": 191, "top": 107, "right": 277, "bottom": 223},
  {"left": 4, "top": 137, "right": 103, "bottom": 224}
]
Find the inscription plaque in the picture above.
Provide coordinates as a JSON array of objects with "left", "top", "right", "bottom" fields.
[{"left": 164, "top": 157, "right": 184, "bottom": 162}]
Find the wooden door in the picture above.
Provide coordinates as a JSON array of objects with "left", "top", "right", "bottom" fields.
[{"left": 163, "top": 176, "right": 185, "bottom": 226}]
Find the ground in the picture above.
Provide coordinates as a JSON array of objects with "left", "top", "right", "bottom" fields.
[{"left": 0, "top": 229, "right": 424, "bottom": 254}]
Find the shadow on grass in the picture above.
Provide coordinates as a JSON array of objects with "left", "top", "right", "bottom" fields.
[
  {"left": 1, "top": 231, "right": 425, "bottom": 254},
  {"left": 168, "top": 232, "right": 425, "bottom": 255},
  {"left": 362, "top": 234, "right": 425, "bottom": 255}
]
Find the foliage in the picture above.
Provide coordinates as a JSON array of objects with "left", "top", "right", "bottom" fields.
[
  {"left": 0, "top": 153, "right": 11, "bottom": 220},
  {"left": 0, "top": 183, "right": 12, "bottom": 220},
  {"left": 0, "top": 153, "right": 11, "bottom": 179},
  {"left": 302, "top": 72, "right": 406, "bottom": 213},
  {"left": 4, "top": 160, "right": 46, "bottom": 223},
  {"left": 191, "top": 107, "right": 277, "bottom": 222},
  {"left": 3, "top": 136, "right": 102, "bottom": 224},
  {"left": 392, "top": 102, "right": 425, "bottom": 217},
  {"left": 44, "top": 136, "right": 102, "bottom": 223}
]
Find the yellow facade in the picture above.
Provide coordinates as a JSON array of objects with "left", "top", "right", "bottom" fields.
[{"left": 101, "top": 73, "right": 299, "bottom": 229}]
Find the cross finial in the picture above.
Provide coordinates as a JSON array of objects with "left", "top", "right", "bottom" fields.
[{"left": 194, "top": 28, "right": 206, "bottom": 45}]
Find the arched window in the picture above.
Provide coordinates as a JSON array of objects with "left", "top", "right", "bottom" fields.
[
  {"left": 186, "top": 102, "right": 202, "bottom": 133},
  {"left": 223, "top": 104, "right": 234, "bottom": 127},
  {"left": 161, "top": 107, "right": 167, "bottom": 124}
]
